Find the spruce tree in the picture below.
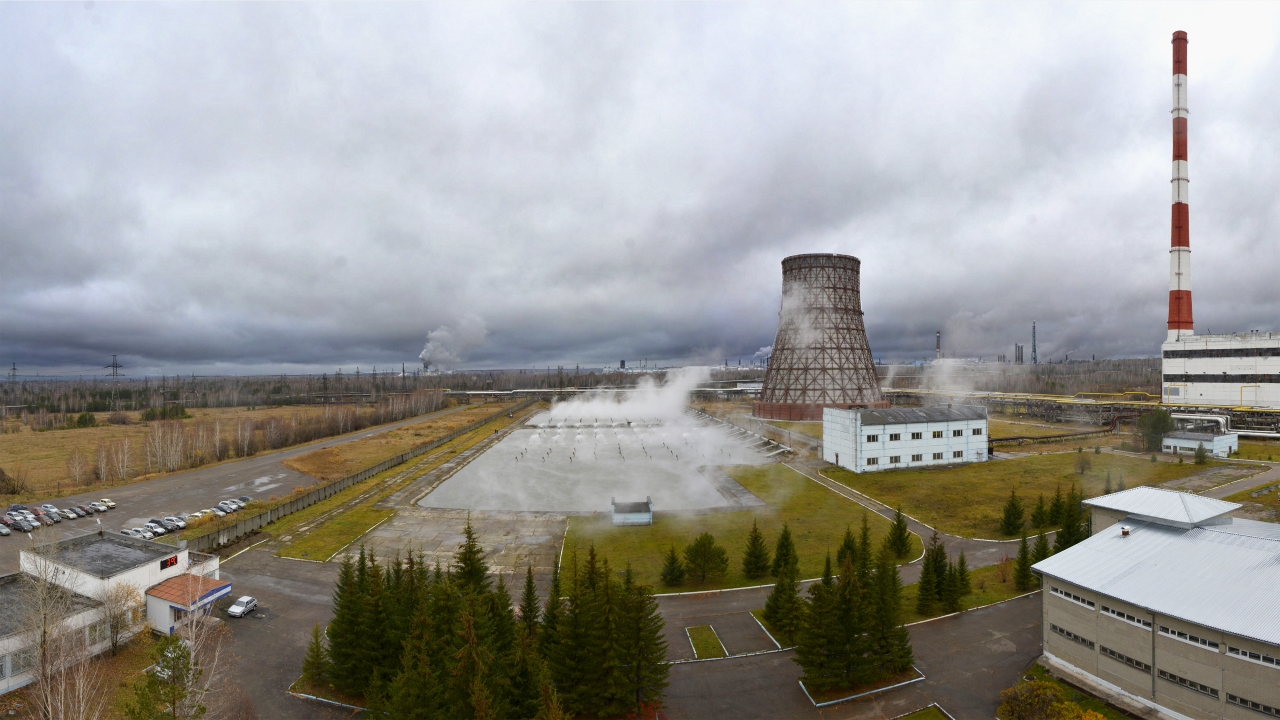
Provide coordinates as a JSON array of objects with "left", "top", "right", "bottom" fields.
[
  {"left": 683, "top": 533, "right": 729, "bottom": 583},
  {"left": 1048, "top": 485, "right": 1065, "bottom": 526},
  {"left": 924, "top": 532, "right": 948, "bottom": 602},
  {"left": 939, "top": 560, "right": 961, "bottom": 614},
  {"left": 549, "top": 554, "right": 591, "bottom": 715},
  {"left": 1104, "top": 473, "right": 1113, "bottom": 494},
  {"left": 887, "top": 507, "right": 912, "bottom": 558},
  {"left": 456, "top": 513, "right": 491, "bottom": 594},
  {"left": 328, "top": 551, "right": 366, "bottom": 694},
  {"left": 833, "top": 556, "right": 872, "bottom": 688},
  {"left": 1054, "top": 486, "right": 1088, "bottom": 553},
  {"left": 1014, "top": 532, "right": 1033, "bottom": 591},
  {"left": 519, "top": 566, "right": 541, "bottom": 638},
  {"left": 585, "top": 560, "right": 625, "bottom": 716},
  {"left": 869, "top": 546, "right": 914, "bottom": 675},
  {"left": 955, "top": 550, "right": 971, "bottom": 598},
  {"left": 771, "top": 523, "right": 798, "bottom": 577},
  {"left": 359, "top": 553, "right": 393, "bottom": 696},
  {"left": 387, "top": 611, "right": 444, "bottom": 720},
  {"left": 857, "top": 514, "right": 873, "bottom": 580},
  {"left": 539, "top": 563, "right": 563, "bottom": 662},
  {"left": 836, "top": 525, "right": 859, "bottom": 572},
  {"left": 795, "top": 567, "right": 841, "bottom": 692},
  {"left": 763, "top": 563, "right": 803, "bottom": 645},
  {"left": 616, "top": 566, "right": 669, "bottom": 715},
  {"left": 999, "top": 489, "right": 1025, "bottom": 536},
  {"left": 450, "top": 609, "right": 497, "bottom": 720},
  {"left": 659, "top": 545, "right": 686, "bottom": 587},
  {"left": 742, "top": 519, "right": 772, "bottom": 580},
  {"left": 301, "top": 622, "right": 331, "bottom": 688},
  {"left": 914, "top": 555, "right": 936, "bottom": 617},
  {"left": 1030, "top": 494, "right": 1049, "bottom": 529},
  {"left": 506, "top": 632, "right": 545, "bottom": 720},
  {"left": 1031, "top": 532, "right": 1051, "bottom": 566}
]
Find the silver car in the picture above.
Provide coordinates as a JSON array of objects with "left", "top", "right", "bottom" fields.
[{"left": 227, "top": 596, "right": 258, "bottom": 618}]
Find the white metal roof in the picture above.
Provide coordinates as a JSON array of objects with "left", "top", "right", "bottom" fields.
[
  {"left": 1082, "top": 486, "right": 1239, "bottom": 528},
  {"left": 1034, "top": 518, "right": 1280, "bottom": 647}
]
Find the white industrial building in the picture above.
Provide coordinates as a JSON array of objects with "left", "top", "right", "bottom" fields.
[
  {"left": 823, "top": 406, "right": 988, "bottom": 473},
  {"left": 1034, "top": 487, "right": 1280, "bottom": 720},
  {"left": 1162, "top": 332, "right": 1280, "bottom": 408},
  {"left": 1162, "top": 431, "right": 1238, "bottom": 458},
  {"left": 2, "top": 533, "right": 228, "bottom": 695},
  {"left": 611, "top": 497, "right": 653, "bottom": 526}
]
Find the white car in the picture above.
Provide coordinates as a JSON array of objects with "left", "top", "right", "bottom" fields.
[
  {"left": 40, "top": 504, "right": 59, "bottom": 514},
  {"left": 227, "top": 596, "right": 257, "bottom": 618},
  {"left": 132, "top": 527, "right": 156, "bottom": 540},
  {"left": 89, "top": 502, "right": 109, "bottom": 513},
  {"left": 211, "top": 508, "right": 226, "bottom": 518},
  {"left": 163, "top": 516, "right": 187, "bottom": 529}
]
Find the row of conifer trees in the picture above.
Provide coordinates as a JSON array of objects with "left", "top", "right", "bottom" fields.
[
  {"left": 303, "top": 519, "right": 669, "bottom": 719},
  {"left": 762, "top": 516, "right": 916, "bottom": 694}
]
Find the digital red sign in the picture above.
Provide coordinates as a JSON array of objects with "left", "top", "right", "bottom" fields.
[{"left": 160, "top": 556, "right": 178, "bottom": 570}]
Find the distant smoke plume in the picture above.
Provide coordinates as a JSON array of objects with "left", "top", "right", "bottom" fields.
[
  {"left": 753, "top": 345, "right": 773, "bottom": 358},
  {"left": 418, "top": 316, "right": 487, "bottom": 369}
]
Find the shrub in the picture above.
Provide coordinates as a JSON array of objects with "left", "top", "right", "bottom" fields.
[{"left": 683, "top": 533, "right": 729, "bottom": 583}]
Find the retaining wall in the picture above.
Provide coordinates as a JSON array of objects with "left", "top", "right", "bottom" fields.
[{"left": 185, "top": 397, "right": 539, "bottom": 552}]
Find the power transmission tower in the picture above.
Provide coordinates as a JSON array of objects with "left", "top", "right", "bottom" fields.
[{"left": 105, "top": 355, "right": 124, "bottom": 411}]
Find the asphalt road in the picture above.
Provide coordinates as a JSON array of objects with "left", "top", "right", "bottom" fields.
[{"left": 0, "top": 403, "right": 479, "bottom": 573}]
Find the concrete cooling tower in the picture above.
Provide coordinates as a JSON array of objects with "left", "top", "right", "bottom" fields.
[{"left": 754, "top": 253, "right": 887, "bottom": 421}]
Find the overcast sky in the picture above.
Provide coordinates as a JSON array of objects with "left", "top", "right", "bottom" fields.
[{"left": 4, "top": 2, "right": 1280, "bottom": 375}]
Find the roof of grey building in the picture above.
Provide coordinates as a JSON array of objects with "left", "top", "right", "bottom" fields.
[
  {"left": 855, "top": 406, "right": 987, "bottom": 426},
  {"left": 612, "top": 498, "right": 652, "bottom": 514},
  {"left": 0, "top": 572, "right": 100, "bottom": 640},
  {"left": 1082, "top": 486, "right": 1239, "bottom": 528},
  {"left": 1034, "top": 517, "right": 1280, "bottom": 647},
  {"left": 31, "top": 532, "right": 177, "bottom": 579},
  {"left": 1164, "top": 431, "right": 1222, "bottom": 442}
]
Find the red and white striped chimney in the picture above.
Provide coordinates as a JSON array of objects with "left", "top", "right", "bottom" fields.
[{"left": 1168, "top": 30, "right": 1193, "bottom": 341}]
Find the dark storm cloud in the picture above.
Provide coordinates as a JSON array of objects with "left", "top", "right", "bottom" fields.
[{"left": 3, "top": 3, "right": 1280, "bottom": 374}]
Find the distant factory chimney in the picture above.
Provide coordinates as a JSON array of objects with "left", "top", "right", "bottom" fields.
[
  {"left": 1168, "top": 30, "right": 1194, "bottom": 341},
  {"left": 1032, "top": 321, "right": 1038, "bottom": 365},
  {"left": 935, "top": 331, "right": 941, "bottom": 360}
]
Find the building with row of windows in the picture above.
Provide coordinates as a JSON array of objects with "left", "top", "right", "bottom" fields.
[
  {"left": 1034, "top": 487, "right": 1280, "bottom": 720},
  {"left": 1162, "top": 332, "right": 1280, "bottom": 408},
  {"left": 822, "top": 405, "right": 988, "bottom": 473},
  {"left": 1, "top": 532, "right": 228, "bottom": 695}
]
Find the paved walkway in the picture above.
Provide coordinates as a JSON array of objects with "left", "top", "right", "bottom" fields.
[{"left": 1201, "top": 460, "right": 1279, "bottom": 499}]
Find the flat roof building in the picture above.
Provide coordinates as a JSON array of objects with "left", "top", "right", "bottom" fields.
[
  {"left": 1162, "top": 431, "right": 1238, "bottom": 459},
  {"left": 823, "top": 405, "right": 988, "bottom": 473},
  {"left": 1034, "top": 487, "right": 1279, "bottom": 720},
  {"left": 611, "top": 497, "right": 653, "bottom": 526}
]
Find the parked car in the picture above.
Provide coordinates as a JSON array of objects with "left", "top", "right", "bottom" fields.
[
  {"left": 40, "top": 504, "right": 60, "bottom": 514},
  {"left": 238, "top": 496, "right": 252, "bottom": 505},
  {"left": 37, "top": 515, "right": 55, "bottom": 527},
  {"left": 216, "top": 501, "right": 237, "bottom": 513},
  {"left": 163, "top": 516, "right": 187, "bottom": 530},
  {"left": 40, "top": 510, "right": 61, "bottom": 523},
  {"left": 143, "top": 522, "right": 166, "bottom": 536},
  {"left": 14, "top": 519, "right": 35, "bottom": 532},
  {"left": 119, "top": 528, "right": 138, "bottom": 538},
  {"left": 99, "top": 499, "right": 117, "bottom": 508},
  {"left": 0, "top": 516, "right": 13, "bottom": 528},
  {"left": 59, "top": 509, "right": 77, "bottom": 520},
  {"left": 0, "top": 525, "right": 9, "bottom": 536},
  {"left": 152, "top": 518, "right": 180, "bottom": 532},
  {"left": 74, "top": 506, "right": 92, "bottom": 516},
  {"left": 133, "top": 527, "right": 156, "bottom": 540},
  {"left": 89, "top": 502, "right": 109, "bottom": 513},
  {"left": 5, "top": 512, "right": 24, "bottom": 522},
  {"left": 226, "top": 597, "right": 258, "bottom": 618},
  {"left": 7, "top": 504, "right": 28, "bottom": 512},
  {"left": 211, "top": 508, "right": 226, "bottom": 518}
]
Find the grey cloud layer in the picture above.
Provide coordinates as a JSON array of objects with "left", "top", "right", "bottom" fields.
[{"left": 3, "top": 3, "right": 1280, "bottom": 373}]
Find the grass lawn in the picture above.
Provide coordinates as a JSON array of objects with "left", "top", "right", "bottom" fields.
[
  {"left": 564, "top": 464, "right": 921, "bottom": 591},
  {"left": 687, "top": 625, "right": 728, "bottom": 659},
  {"left": 825, "top": 452, "right": 1216, "bottom": 539},
  {"left": 1237, "top": 441, "right": 1280, "bottom": 462},
  {"left": 274, "top": 409, "right": 534, "bottom": 560},
  {"left": 284, "top": 401, "right": 515, "bottom": 481},
  {"left": 1225, "top": 477, "right": 1280, "bottom": 512},
  {"left": 901, "top": 563, "right": 1030, "bottom": 624},
  {"left": 766, "top": 420, "right": 823, "bottom": 440},
  {"left": 998, "top": 664, "right": 1129, "bottom": 720},
  {"left": 803, "top": 667, "right": 921, "bottom": 704},
  {"left": 896, "top": 706, "right": 950, "bottom": 720},
  {"left": 97, "top": 633, "right": 158, "bottom": 719}
]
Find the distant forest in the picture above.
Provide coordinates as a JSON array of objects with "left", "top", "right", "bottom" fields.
[{"left": 877, "top": 358, "right": 1160, "bottom": 396}]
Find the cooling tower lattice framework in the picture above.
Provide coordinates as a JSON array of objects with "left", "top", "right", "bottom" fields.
[{"left": 754, "top": 253, "right": 886, "bottom": 421}]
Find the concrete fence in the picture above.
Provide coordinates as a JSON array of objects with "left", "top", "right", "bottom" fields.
[{"left": 185, "top": 397, "right": 539, "bottom": 553}]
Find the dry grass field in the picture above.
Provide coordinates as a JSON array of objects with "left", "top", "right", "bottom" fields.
[
  {"left": 0, "top": 405, "right": 342, "bottom": 494},
  {"left": 282, "top": 400, "right": 517, "bottom": 480}
]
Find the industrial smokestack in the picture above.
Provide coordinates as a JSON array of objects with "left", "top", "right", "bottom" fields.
[
  {"left": 1168, "top": 30, "right": 1193, "bottom": 341},
  {"left": 754, "top": 254, "right": 886, "bottom": 420},
  {"left": 935, "top": 331, "right": 941, "bottom": 360},
  {"left": 1032, "top": 321, "right": 1038, "bottom": 365}
]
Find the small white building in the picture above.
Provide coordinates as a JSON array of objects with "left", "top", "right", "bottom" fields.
[
  {"left": 611, "top": 497, "right": 653, "bottom": 526},
  {"left": 1162, "top": 430, "right": 1238, "bottom": 458},
  {"left": 0, "top": 573, "right": 106, "bottom": 695},
  {"left": 823, "top": 405, "right": 988, "bottom": 473}
]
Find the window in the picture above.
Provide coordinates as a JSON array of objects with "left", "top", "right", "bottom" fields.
[
  {"left": 1159, "top": 625, "right": 1219, "bottom": 650},
  {"left": 866, "top": 434, "right": 879, "bottom": 443},
  {"left": 1228, "top": 693, "right": 1280, "bottom": 717},
  {"left": 1100, "top": 645, "right": 1151, "bottom": 672},
  {"left": 911, "top": 454, "right": 923, "bottom": 462},
  {"left": 1228, "top": 646, "right": 1280, "bottom": 668},
  {"left": 889, "top": 456, "right": 901, "bottom": 464},
  {"left": 1158, "top": 669, "right": 1218, "bottom": 698},
  {"left": 866, "top": 457, "right": 879, "bottom": 466},
  {"left": 1101, "top": 605, "right": 1152, "bottom": 629},
  {"left": 1168, "top": 387, "right": 1181, "bottom": 396},
  {"left": 932, "top": 431, "right": 943, "bottom": 439},
  {"left": 1049, "top": 586, "right": 1095, "bottom": 609},
  {"left": 932, "top": 452, "right": 943, "bottom": 460},
  {"left": 0, "top": 654, "right": 5, "bottom": 680},
  {"left": 889, "top": 433, "right": 900, "bottom": 441},
  {"left": 88, "top": 620, "right": 109, "bottom": 645},
  {"left": 952, "top": 429, "right": 963, "bottom": 437},
  {"left": 972, "top": 428, "right": 983, "bottom": 436},
  {"left": 11, "top": 647, "right": 35, "bottom": 675},
  {"left": 1050, "top": 623, "right": 1094, "bottom": 650},
  {"left": 952, "top": 451, "right": 963, "bottom": 459},
  {"left": 911, "top": 432, "right": 922, "bottom": 440}
]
